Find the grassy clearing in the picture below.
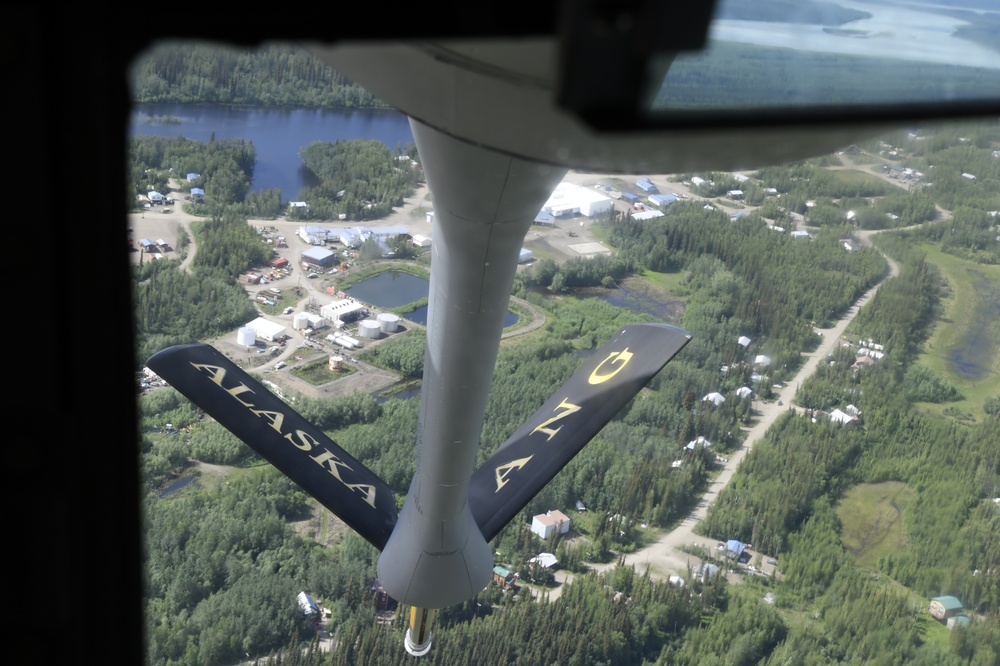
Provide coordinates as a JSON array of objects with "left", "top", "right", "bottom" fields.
[
  {"left": 828, "top": 169, "right": 893, "bottom": 190},
  {"left": 291, "top": 357, "right": 358, "bottom": 385},
  {"left": 640, "top": 268, "right": 690, "bottom": 296},
  {"left": 837, "top": 481, "right": 916, "bottom": 570},
  {"left": 913, "top": 244, "right": 1000, "bottom": 420}
]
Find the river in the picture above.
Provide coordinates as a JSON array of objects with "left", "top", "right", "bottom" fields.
[{"left": 129, "top": 103, "right": 414, "bottom": 198}]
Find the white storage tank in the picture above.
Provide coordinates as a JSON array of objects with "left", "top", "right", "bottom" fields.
[
  {"left": 358, "top": 319, "right": 381, "bottom": 339},
  {"left": 334, "top": 334, "right": 359, "bottom": 349},
  {"left": 329, "top": 355, "right": 344, "bottom": 370},
  {"left": 237, "top": 326, "right": 256, "bottom": 346},
  {"left": 377, "top": 312, "right": 400, "bottom": 333},
  {"left": 293, "top": 312, "right": 311, "bottom": 330}
]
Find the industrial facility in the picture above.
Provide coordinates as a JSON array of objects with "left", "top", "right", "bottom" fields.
[{"left": 540, "top": 182, "right": 614, "bottom": 218}]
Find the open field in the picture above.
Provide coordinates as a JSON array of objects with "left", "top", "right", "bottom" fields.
[
  {"left": 837, "top": 481, "right": 916, "bottom": 571},
  {"left": 913, "top": 244, "right": 1000, "bottom": 420}
]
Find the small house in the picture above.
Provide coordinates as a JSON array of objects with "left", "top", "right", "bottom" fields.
[
  {"left": 297, "top": 591, "right": 320, "bottom": 617},
  {"left": 636, "top": 178, "right": 659, "bottom": 193},
  {"left": 703, "top": 392, "right": 726, "bottom": 407},
  {"left": 829, "top": 409, "right": 858, "bottom": 426},
  {"left": 493, "top": 566, "right": 517, "bottom": 589},
  {"left": 929, "top": 596, "right": 964, "bottom": 621},
  {"left": 190, "top": 187, "right": 205, "bottom": 201},
  {"left": 531, "top": 510, "right": 571, "bottom": 539},
  {"left": 648, "top": 193, "right": 677, "bottom": 207}
]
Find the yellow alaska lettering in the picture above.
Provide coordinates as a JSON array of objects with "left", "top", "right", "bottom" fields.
[
  {"left": 310, "top": 448, "right": 354, "bottom": 482},
  {"left": 250, "top": 409, "right": 285, "bottom": 434},
  {"left": 344, "top": 483, "right": 378, "bottom": 508},
  {"left": 190, "top": 362, "right": 257, "bottom": 407},
  {"left": 588, "top": 348, "right": 634, "bottom": 385},
  {"left": 495, "top": 456, "right": 533, "bottom": 492},
  {"left": 531, "top": 398, "right": 581, "bottom": 441},
  {"left": 284, "top": 429, "right": 320, "bottom": 451}
]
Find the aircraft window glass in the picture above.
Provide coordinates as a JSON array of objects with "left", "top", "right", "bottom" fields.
[{"left": 649, "top": 0, "right": 1000, "bottom": 114}]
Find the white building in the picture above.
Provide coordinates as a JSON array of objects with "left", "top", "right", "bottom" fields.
[
  {"left": 531, "top": 510, "right": 571, "bottom": 539},
  {"left": 829, "top": 409, "right": 858, "bottom": 426},
  {"left": 541, "top": 182, "right": 614, "bottom": 218},
  {"left": 298, "top": 225, "right": 334, "bottom": 245},
  {"left": 321, "top": 299, "right": 366, "bottom": 324},
  {"left": 703, "top": 392, "right": 726, "bottom": 407},
  {"left": 244, "top": 317, "right": 287, "bottom": 342},
  {"left": 519, "top": 248, "right": 533, "bottom": 263}
]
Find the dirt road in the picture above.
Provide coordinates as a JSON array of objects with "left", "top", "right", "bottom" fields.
[{"left": 539, "top": 241, "right": 903, "bottom": 600}]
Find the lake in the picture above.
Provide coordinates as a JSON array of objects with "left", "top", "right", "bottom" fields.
[
  {"left": 129, "top": 103, "right": 414, "bottom": 198},
  {"left": 345, "top": 271, "right": 519, "bottom": 327}
]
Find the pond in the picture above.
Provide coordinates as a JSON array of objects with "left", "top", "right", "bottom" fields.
[
  {"left": 345, "top": 270, "right": 518, "bottom": 326},
  {"left": 158, "top": 475, "right": 197, "bottom": 498},
  {"left": 948, "top": 270, "right": 1000, "bottom": 382},
  {"left": 343, "top": 271, "right": 428, "bottom": 309}
]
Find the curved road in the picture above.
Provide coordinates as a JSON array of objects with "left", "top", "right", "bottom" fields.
[{"left": 544, "top": 236, "right": 904, "bottom": 599}]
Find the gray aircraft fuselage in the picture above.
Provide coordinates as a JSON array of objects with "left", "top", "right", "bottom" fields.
[{"left": 376, "top": 119, "right": 567, "bottom": 609}]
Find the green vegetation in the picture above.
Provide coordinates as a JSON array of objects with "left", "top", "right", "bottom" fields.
[
  {"left": 129, "top": 134, "right": 263, "bottom": 213},
  {"left": 656, "top": 41, "right": 1000, "bottom": 111},
  {"left": 137, "top": 117, "right": 1000, "bottom": 664},
  {"left": 290, "top": 139, "right": 421, "bottom": 220},
  {"left": 837, "top": 481, "right": 917, "bottom": 570},
  {"left": 290, "top": 356, "right": 358, "bottom": 385},
  {"left": 130, "top": 42, "right": 392, "bottom": 108},
  {"left": 876, "top": 242, "right": 1000, "bottom": 420},
  {"left": 334, "top": 262, "right": 429, "bottom": 291}
]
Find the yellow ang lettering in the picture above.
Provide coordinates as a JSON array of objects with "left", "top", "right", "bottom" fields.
[
  {"left": 531, "top": 398, "right": 581, "bottom": 440},
  {"left": 587, "top": 348, "right": 633, "bottom": 385},
  {"left": 495, "top": 456, "right": 532, "bottom": 492}
]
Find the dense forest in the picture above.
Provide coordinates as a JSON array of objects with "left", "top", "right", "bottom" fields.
[
  {"left": 128, "top": 131, "right": 421, "bottom": 222},
  {"left": 130, "top": 43, "right": 392, "bottom": 109},
  {"left": 128, "top": 134, "right": 279, "bottom": 216},
  {"left": 134, "top": 100, "right": 1000, "bottom": 663},
  {"left": 291, "top": 139, "right": 421, "bottom": 220},
  {"left": 656, "top": 40, "right": 1000, "bottom": 111},
  {"left": 133, "top": 209, "right": 266, "bottom": 362}
]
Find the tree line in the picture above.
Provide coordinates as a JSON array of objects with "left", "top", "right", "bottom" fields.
[{"left": 131, "top": 42, "right": 392, "bottom": 109}]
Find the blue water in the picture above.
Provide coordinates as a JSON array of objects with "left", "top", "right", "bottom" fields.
[
  {"left": 158, "top": 475, "right": 197, "bottom": 498},
  {"left": 129, "top": 103, "right": 414, "bottom": 198},
  {"left": 343, "top": 271, "right": 428, "bottom": 309},
  {"left": 343, "top": 271, "right": 518, "bottom": 326}
]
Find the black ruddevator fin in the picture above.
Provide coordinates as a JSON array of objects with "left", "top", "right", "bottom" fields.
[
  {"left": 145, "top": 343, "right": 398, "bottom": 550},
  {"left": 468, "top": 323, "right": 691, "bottom": 542}
]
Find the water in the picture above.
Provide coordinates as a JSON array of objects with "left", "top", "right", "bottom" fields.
[
  {"left": 710, "top": 0, "right": 1000, "bottom": 69},
  {"left": 948, "top": 271, "right": 1000, "bottom": 381},
  {"left": 344, "top": 271, "right": 428, "bottom": 309},
  {"left": 345, "top": 271, "right": 519, "bottom": 326},
  {"left": 158, "top": 475, "right": 196, "bottom": 498},
  {"left": 129, "top": 103, "right": 414, "bottom": 198}
]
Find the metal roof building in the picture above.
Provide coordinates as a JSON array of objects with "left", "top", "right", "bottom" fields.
[
  {"left": 301, "top": 246, "right": 337, "bottom": 266},
  {"left": 541, "top": 182, "right": 613, "bottom": 218}
]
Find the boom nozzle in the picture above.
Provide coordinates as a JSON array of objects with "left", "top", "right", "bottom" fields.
[{"left": 404, "top": 606, "right": 436, "bottom": 657}]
